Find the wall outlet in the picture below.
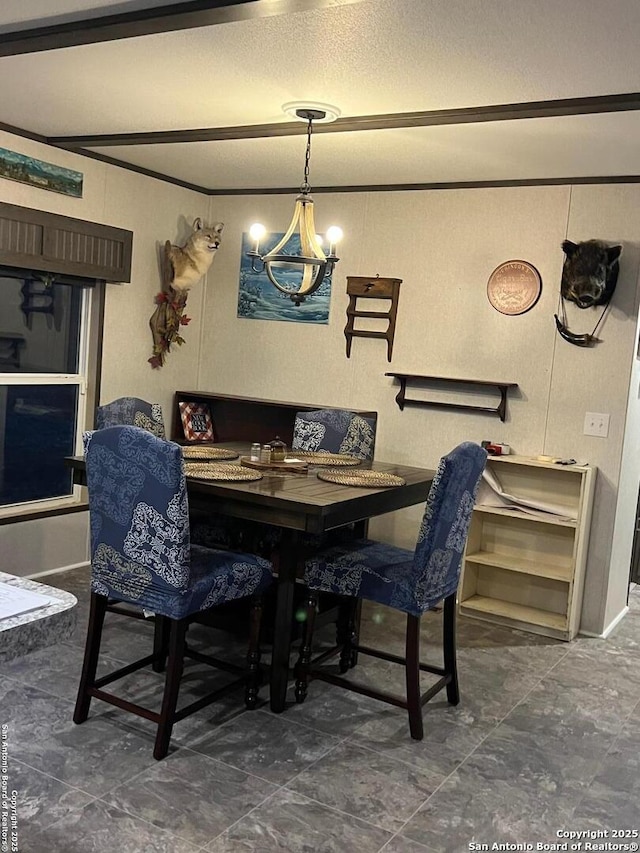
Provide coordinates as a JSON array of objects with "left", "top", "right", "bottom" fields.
[{"left": 584, "top": 412, "right": 610, "bottom": 437}]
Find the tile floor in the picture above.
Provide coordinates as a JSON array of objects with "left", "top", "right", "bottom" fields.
[{"left": 3, "top": 568, "right": 640, "bottom": 852}]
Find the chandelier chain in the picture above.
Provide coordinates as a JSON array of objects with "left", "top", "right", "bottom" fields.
[{"left": 301, "top": 117, "right": 313, "bottom": 194}]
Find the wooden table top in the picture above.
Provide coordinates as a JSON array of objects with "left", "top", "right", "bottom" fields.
[{"left": 67, "top": 442, "right": 435, "bottom": 535}]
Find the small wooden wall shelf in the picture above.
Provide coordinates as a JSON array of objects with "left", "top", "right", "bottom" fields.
[
  {"left": 344, "top": 275, "right": 401, "bottom": 362},
  {"left": 386, "top": 373, "right": 518, "bottom": 422}
]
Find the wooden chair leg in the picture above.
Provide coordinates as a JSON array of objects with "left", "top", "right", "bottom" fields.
[
  {"left": 154, "top": 619, "right": 187, "bottom": 761},
  {"left": 349, "top": 599, "right": 363, "bottom": 669},
  {"left": 73, "top": 592, "right": 108, "bottom": 724},
  {"left": 294, "top": 591, "right": 318, "bottom": 704},
  {"left": 405, "top": 613, "right": 424, "bottom": 740},
  {"left": 337, "top": 597, "right": 358, "bottom": 673},
  {"left": 153, "top": 615, "right": 170, "bottom": 673},
  {"left": 245, "top": 595, "right": 263, "bottom": 709},
  {"left": 443, "top": 593, "right": 460, "bottom": 705}
]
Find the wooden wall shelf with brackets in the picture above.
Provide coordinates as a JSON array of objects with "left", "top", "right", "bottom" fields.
[{"left": 385, "top": 373, "right": 518, "bottom": 422}]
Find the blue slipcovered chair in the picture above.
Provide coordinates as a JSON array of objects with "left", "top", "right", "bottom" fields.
[
  {"left": 96, "top": 396, "right": 166, "bottom": 438},
  {"left": 292, "top": 408, "right": 376, "bottom": 460},
  {"left": 294, "top": 441, "right": 487, "bottom": 739},
  {"left": 74, "top": 426, "right": 273, "bottom": 760}
]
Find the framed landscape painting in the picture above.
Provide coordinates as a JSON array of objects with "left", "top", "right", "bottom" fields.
[
  {"left": 237, "top": 231, "right": 331, "bottom": 324},
  {"left": 0, "top": 148, "right": 83, "bottom": 198}
]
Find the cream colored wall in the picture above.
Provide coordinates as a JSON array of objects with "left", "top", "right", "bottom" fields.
[
  {"left": 1, "top": 127, "right": 638, "bottom": 632},
  {"left": 0, "top": 130, "right": 210, "bottom": 426},
  {"left": 0, "top": 130, "right": 208, "bottom": 576},
  {"left": 205, "top": 185, "right": 640, "bottom": 635}
]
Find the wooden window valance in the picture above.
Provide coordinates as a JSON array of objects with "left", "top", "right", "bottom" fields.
[{"left": 0, "top": 202, "right": 133, "bottom": 282}]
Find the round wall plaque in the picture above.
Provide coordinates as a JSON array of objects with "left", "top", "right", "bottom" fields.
[{"left": 487, "top": 260, "right": 542, "bottom": 315}]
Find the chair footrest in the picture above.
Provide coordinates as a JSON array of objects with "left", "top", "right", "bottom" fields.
[
  {"left": 185, "top": 646, "right": 244, "bottom": 676},
  {"left": 308, "top": 667, "right": 408, "bottom": 709},
  {"left": 174, "top": 677, "right": 246, "bottom": 722},
  {"left": 355, "top": 644, "right": 447, "bottom": 677},
  {"left": 89, "top": 687, "right": 161, "bottom": 723},
  {"left": 93, "top": 654, "right": 157, "bottom": 688}
]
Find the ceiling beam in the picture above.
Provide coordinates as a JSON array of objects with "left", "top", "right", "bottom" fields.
[
  {"left": 48, "top": 92, "right": 640, "bottom": 148},
  {"left": 0, "top": 0, "right": 365, "bottom": 57},
  {"left": 207, "top": 175, "right": 640, "bottom": 195},
  {"left": 5, "top": 116, "right": 639, "bottom": 193}
]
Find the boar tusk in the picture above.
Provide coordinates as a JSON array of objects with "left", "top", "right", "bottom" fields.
[{"left": 554, "top": 315, "right": 599, "bottom": 347}]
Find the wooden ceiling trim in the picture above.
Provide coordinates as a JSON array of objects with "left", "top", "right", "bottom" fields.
[
  {"left": 3, "top": 119, "right": 639, "bottom": 195},
  {"left": 0, "top": 121, "right": 49, "bottom": 144},
  {"left": 0, "top": 0, "right": 365, "bottom": 57},
  {"left": 48, "top": 92, "right": 640, "bottom": 148},
  {"left": 207, "top": 176, "right": 640, "bottom": 194}
]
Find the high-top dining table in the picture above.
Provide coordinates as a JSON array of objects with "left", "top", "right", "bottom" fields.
[{"left": 67, "top": 444, "right": 434, "bottom": 713}]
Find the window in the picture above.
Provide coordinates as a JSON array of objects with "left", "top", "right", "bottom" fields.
[{"left": 0, "top": 269, "right": 97, "bottom": 514}]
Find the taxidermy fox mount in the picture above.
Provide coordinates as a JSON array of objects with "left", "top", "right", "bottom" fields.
[
  {"left": 148, "top": 218, "right": 224, "bottom": 368},
  {"left": 165, "top": 218, "right": 224, "bottom": 291}
]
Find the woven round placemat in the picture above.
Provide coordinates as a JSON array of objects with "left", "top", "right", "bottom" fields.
[
  {"left": 292, "top": 451, "right": 361, "bottom": 467},
  {"left": 181, "top": 446, "right": 239, "bottom": 461},
  {"left": 185, "top": 462, "right": 263, "bottom": 481},
  {"left": 316, "top": 468, "right": 406, "bottom": 488}
]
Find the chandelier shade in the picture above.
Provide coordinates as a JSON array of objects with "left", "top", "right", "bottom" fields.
[{"left": 247, "top": 107, "right": 343, "bottom": 306}]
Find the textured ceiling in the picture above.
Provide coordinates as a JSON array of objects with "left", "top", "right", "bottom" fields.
[{"left": 0, "top": 0, "right": 639, "bottom": 191}]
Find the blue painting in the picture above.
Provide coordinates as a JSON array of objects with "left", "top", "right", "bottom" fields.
[
  {"left": 237, "top": 232, "right": 331, "bottom": 324},
  {"left": 0, "top": 148, "right": 83, "bottom": 198}
]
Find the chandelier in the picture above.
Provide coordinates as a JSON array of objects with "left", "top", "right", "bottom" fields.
[{"left": 247, "top": 105, "right": 343, "bottom": 306}]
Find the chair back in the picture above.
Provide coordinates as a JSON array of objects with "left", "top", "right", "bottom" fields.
[
  {"left": 85, "top": 426, "right": 190, "bottom": 608},
  {"left": 411, "top": 442, "right": 487, "bottom": 611},
  {"left": 96, "top": 396, "right": 165, "bottom": 438},
  {"left": 292, "top": 408, "right": 376, "bottom": 460}
]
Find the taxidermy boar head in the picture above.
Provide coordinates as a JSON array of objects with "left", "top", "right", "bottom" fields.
[{"left": 561, "top": 239, "right": 622, "bottom": 309}]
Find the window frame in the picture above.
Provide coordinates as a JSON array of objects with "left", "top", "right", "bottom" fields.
[{"left": 0, "top": 274, "right": 103, "bottom": 519}]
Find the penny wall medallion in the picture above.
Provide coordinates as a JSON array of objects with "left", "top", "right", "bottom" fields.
[{"left": 487, "top": 260, "right": 542, "bottom": 315}]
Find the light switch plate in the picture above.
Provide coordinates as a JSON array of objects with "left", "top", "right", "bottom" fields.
[{"left": 584, "top": 412, "right": 610, "bottom": 437}]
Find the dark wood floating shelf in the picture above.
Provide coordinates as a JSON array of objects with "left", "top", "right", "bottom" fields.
[{"left": 385, "top": 373, "right": 518, "bottom": 422}]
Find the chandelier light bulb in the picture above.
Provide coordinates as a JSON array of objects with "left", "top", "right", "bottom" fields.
[
  {"left": 249, "top": 222, "right": 267, "bottom": 251},
  {"left": 326, "top": 225, "right": 343, "bottom": 253}
]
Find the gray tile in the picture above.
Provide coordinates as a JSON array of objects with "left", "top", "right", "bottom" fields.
[
  {"left": 9, "top": 565, "right": 640, "bottom": 853},
  {"left": 382, "top": 836, "right": 435, "bottom": 852},
  {"left": 452, "top": 650, "right": 542, "bottom": 724},
  {"left": 92, "top": 612, "right": 158, "bottom": 660},
  {"left": 459, "top": 726, "right": 600, "bottom": 810},
  {"left": 402, "top": 765, "right": 573, "bottom": 851},
  {"left": 501, "top": 669, "right": 636, "bottom": 742},
  {"left": 604, "top": 609, "right": 640, "bottom": 650},
  {"left": 186, "top": 708, "right": 340, "bottom": 784},
  {"left": 6, "top": 759, "right": 94, "bottom": 836},
  {"left": 283, "top": 676, "right": 392, "bottom": 737},
  {"left": 554, "top": 641, "right": 640, "bottom": 689},
  {"left": 45, "top": 566, "right": 92, "bottom": 605},
  {"left": 576, "top": 725, "right": 640, "bottom": 830},
  {"left": 0, "top": 638, "right": 148, "bottom": 702},
  {"left": 23, "top": 798, "right": 202, "bottom": 853},
  {"left": 350, "top": 700, "right": 495, "bottom": 778},
  {"left": 6, "top": 681, "right": 160, "bottom": 797},
  {"left": 288, "top": 741, "right": 440, "bottom": 832},
  {"left": 206, "top": 788, "right": 391, "bottom": 852},
  {"left": 104, "top": 747, "right": 276, "bottom": 847}
]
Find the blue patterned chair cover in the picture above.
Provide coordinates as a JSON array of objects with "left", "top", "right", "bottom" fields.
[
  {"left": 96, "top": 397, "right": 166, "bottom": 439},
  {"left": 303, "top": 442, "right": 487, "bottom": 615},
  {"left": 292, "top": 409, "right": 376, "bottom": 460},
  {"left": 85, "top": 426, "right": 273, "bottom": 620}
]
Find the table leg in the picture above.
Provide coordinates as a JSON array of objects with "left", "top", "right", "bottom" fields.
[{"left": 270, "top": 529, "right": 300, "bottom": 713}]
